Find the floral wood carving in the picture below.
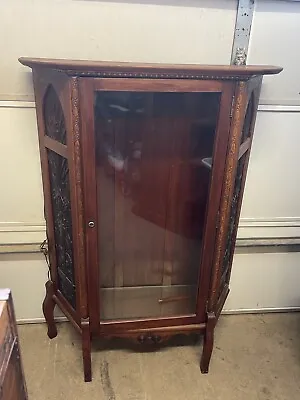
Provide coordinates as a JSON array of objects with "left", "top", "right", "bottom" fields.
[
  {"left": 221, "top": 154, "right": 246, "bottom": 283},
  {"left": 47, "top": 149, "right": 76, "bottom": 308},
  {"left": 44, "top": 85, "right": 76, "bottom": 309},
  {"left": 220, "top": 97, "right": 254, "bottom": 283},
  {"left": 43, "top": 85, "right": 67, "bottom": 145}
]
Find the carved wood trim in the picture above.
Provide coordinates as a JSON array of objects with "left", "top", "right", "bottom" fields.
[
  {"left": 208, "top": 81, "right": 247, "bottom": 311},
  {"left": 101, "top": 323, "right": 206, "bottom": 342},
  {"left": 70, "top": 77, "right": 88, "bottom": 319},
  {"left": 62, "top": 70, "right": 254, "bottom": 81},
  {"left": 223, "top": 78, "right": 263, "bottom": 287}
]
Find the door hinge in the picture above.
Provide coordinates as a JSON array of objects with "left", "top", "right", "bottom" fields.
[{"left": 230, "top": 95, "right": 235, "bottom": 118}]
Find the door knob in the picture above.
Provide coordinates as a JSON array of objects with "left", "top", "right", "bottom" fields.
[{"left": 88, "top": 221, "right": 95, "bottom": 228}]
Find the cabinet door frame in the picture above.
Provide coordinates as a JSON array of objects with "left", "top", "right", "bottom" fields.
[{"left": 79, "top": 77, "right": 235, "bottom": 334}]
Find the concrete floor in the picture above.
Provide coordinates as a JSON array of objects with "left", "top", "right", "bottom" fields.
[{"left": 18, "top": 313, "right": 300, "bottom": 400}]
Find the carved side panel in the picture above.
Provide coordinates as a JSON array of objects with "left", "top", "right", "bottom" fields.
[
  {"left": 219, "top": 97, "right": 254, "bottom": 286},
  {"left": 47, "top": 150, "right": 76, "bottom": 308},
  {"left": 43, "top": 87, "right": 76, "bottom": 309},
  {"left": 218, "top": 94, "right": 255, "bottom": 296},
  {"left": 220, "top": 154, "right": 247, "bottom": 287}
]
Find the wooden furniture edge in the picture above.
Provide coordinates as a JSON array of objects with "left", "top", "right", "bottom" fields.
[{"left": 19, "top": 57, "right": 282, "bottom": 79}]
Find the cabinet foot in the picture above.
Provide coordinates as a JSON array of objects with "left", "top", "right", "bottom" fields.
[
  {"left": 200, "top": 312, "right": 215, "bottom": 374},
  {"left": 42, "top": 281, "right": 57, "bottom": 339},
  {"left": 82, "top": 319, "right": 92, "bottom": 382}
]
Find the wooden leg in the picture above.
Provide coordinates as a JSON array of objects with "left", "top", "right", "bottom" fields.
[
  {"left": 81, "top": 319, "right": 92, "bottom": 382},
  {"left": 42, "top": 280, "right": 57, "bottom": 339},
  {"left": 200, "top": 312, "right": 216, "bottom": 374}
]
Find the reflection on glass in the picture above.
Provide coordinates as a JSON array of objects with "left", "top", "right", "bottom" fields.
[{"left": 94, "top": 91, "right": 221, "bottom": 321}]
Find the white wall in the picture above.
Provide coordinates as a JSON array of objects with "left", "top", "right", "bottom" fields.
[
  {"left": 0, "top": 0, "right": 299, "bottom": 321},
  {"left": 225, "top": 0, "right": 300, "bottom": 313},
  {"left": 226, "top": 250, "right": 300, "bottom": 312},
  {"left": 0, "top": 0, "right": 236, "bottom": 101},
  {"left": 237, "top": 0, "right": 300, "bottom": 240},
  {"left": 249, "top": 0, "right": 300, "bottom": 106},
  {"left": 238, "top": 110, "right": 300, "bottom": 240}
]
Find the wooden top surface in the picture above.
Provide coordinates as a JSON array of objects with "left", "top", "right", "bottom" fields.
[{"left": 19, "top": 57, "right": 282, "bottom": 78}]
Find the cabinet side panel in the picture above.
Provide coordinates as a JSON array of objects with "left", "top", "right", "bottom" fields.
[
  {"left": 32, "top": 71, "right": 58, "bottom": 286},
  {"left": 209, "top": 77, "right": 263, "bottom": 314},
  {"left": 32, "top": 70, "right": 87, "bottom": 322},
  {"left": 221, "top": 78, "right": 262, "bottom": 292},
  {"left": 46, "top": 148, "right": 76, "bottom": 308}
]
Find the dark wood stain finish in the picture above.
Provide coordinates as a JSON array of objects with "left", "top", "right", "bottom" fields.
[
  {"left": 19, "top": 57, "right": 282, "bottom": 381},
  {"left": 19, "top": 57, "right": 282, "bottom": 78},
  {"left": 0, "top": 290, "right": 28, "bottom": 400}
]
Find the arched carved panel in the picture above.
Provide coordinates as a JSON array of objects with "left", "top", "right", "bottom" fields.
[{"left": 43, "top": 85, "right": 67, "bottom": 145}]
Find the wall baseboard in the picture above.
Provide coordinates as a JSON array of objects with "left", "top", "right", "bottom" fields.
[
  {"left": 16, "top": 307, "right": 300, "bottom": 325},
  {"left": 258, "top": 104, "right": 300, "bottom": 112},
  {"left": 0, "top": 222, "right": 46, "bottom": 232},
  {"left": 222, "top": 307, "right": 300, "bottom": 315},
  {"left": 0, "top": 100, "right": 35, "bottom": 108},
  {"left": 1, "top": 100, "right": 300, "bottom": 112},
  {"left": 239, "top": 217, "right": 300, "bottom": 227},
  {"left": 1, "top": 218, "right": 299, "bottom": 252},
  {"left": 237, "top": 217, "right": 300, "bottom": 239},
  {"left": 17, "top": 316, "right": 67, "bottom": 325},
  {"left": 0, "top": 222, "right": 45, "bottom": 247}
]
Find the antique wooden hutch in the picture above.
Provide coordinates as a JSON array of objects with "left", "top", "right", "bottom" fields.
[{"left": 19, "top": 57, "right": 281, "bottom": 381}]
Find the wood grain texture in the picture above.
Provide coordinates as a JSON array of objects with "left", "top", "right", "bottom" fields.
[
  {"left": 207, "top": 81, "right": 248, "bottom": 312},
  {"left": 92, "top": 78, "right": 223, "bottom": 91},
  {"left": 19, "top": 57, "right": 282, "bottom": 79},
  {"left": 78, "top": 78, "right": 100, "bottom": 335},
  {"left": 222, "top": 77, "right": 263, "bottom": 289},
  {"left": 208, "top": 77, "right": 263, "bottom": 313},
  {"left": 196, "top": 82, "right": 235, "bottom": 320},
  {"left": 69, "top": 77, "right": 88, "bottom": 319},
  {"left": 0, "top": 290, "right": 28, "bottom": 400}
]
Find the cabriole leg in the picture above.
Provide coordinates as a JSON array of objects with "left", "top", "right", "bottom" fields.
[{"left": 42, "top": 280, "right": 57, "bottom": 339}]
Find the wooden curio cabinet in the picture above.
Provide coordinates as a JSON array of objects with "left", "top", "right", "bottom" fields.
[{"left": 19, "top": 57, "right": 281, "bottom": 381}]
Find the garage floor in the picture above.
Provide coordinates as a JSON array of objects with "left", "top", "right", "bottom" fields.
[{"left": 18, "top": 313, "right": 300, "bottom": 400}]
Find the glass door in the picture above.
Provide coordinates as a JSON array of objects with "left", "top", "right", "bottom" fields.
[{"left": 80, "top": 78, "right": 233, "bottom": 326}]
